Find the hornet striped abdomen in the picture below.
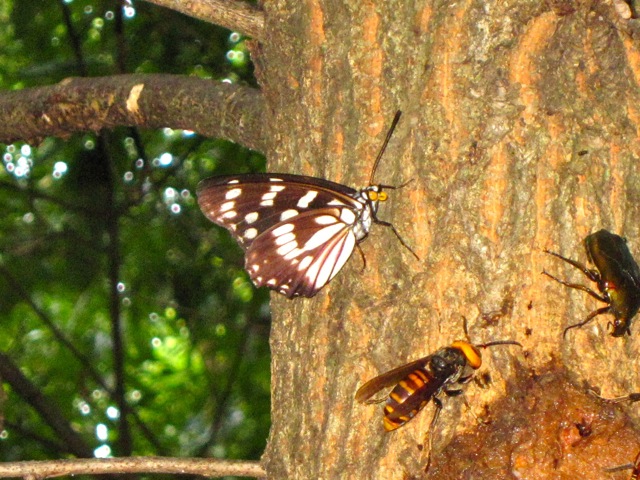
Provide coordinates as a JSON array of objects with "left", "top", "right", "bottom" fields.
[
  {"left": 356, "top": 339, "right": 519, "bottom": 471},
  {"left": 385, "top": 365, "right": 445, "bottom": 431},
  {"left": 356, "top": 341, "right": 484, "bottom": 431}
]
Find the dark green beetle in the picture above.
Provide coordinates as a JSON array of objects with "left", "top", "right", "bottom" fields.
[{"left": 543, "top": 229, "right": 640, "bottom": 337}]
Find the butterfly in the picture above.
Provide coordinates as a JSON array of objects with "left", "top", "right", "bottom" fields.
[{"left": 197, "top": 111, "right": 418, "bottom": 298}]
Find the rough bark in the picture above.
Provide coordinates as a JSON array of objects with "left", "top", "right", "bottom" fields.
[{"left": 257, "top": 1, "right": 640, "bottom": 478}]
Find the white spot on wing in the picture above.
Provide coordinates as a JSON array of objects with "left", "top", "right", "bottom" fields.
[
  {"left": 245, "top": 212, "right": 259, "bottom": 224},
  {"left": 270, "top": 185, "right": 286, "bottom": 192},
  {"left": 226, "top": 188, "right": 242, "bottom": 200},
  {"left": 272, "top": 223, "right": 294, "bottom": 236},
  {"left": 220, "top": 201, "right": 235, "bottom": 212},
  {"left": 275, "top": 232, "right": 296, "bottom": 246},
  {"left": 280, "top": 209, "right": 299, "bottom": 221},
  {"left": 283, "top": 247, "right": 304, "bottom": 260},
  {"left": 297, "top": 190, "right": 319, "bottom": 208},
  {"left": 260, "top": 199, "right": 274, "bottom": 207},
  {"left": 304, "top": 259, "right": 321, "bottom": 288},
  {"left": 269, "top": 178, "right": 284, "bottom": 182},
  {"left": 315, "top": 257, "right": 336, "bottom": 289},
  {"left": 298, "top": 255, "right": 313, "bottom": 271},
  {"left": 261, "top": 192, "right": 277, "bottom": 201},
  {"left": 306, "top": 231, "right": 355, "bottom": 289},
  {"left": 267, "top": 279, "right": 277, "bottom": 286},
  {"left": 227, "top": 179, "right": 240, "bottom": 184},
  {"left": 277, "top": 242, "right": 298, "bottom": 256},
  {"left": 333, "top": 232, "right": 356, "bottom": 280},
  {"left": 339, "top": 209, "right": 356, "bottom": 224},
  {"left": 244, "top": 228, "right": 258, "bottom": 240},
  {"left": 328, "top": 199, "right": 347, "bottom": 206},
  {"left": 314, "top": 236, "right": 344, "bottom": 287},
  {"left": 305, "top": 223, "right": 344, "bottom": 250},
  {"left": 315, "top": 215, "right": 337, "bottom": 225},
  {"left": 222, "top": 210, "right": 237, "bottom": 219}
]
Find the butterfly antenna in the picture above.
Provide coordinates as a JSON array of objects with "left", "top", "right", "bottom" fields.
[
  {"left": 369, "top": 111, "right": 402, "bottom": 185},
  {"left": 379, "top": 178, "right": 415, "bottom": 191}
]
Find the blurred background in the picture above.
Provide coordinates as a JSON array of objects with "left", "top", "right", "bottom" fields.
[{"left": 0, "top": 0, "right": 271, "bottom": 468}]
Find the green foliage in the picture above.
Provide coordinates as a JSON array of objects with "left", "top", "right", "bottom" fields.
[{"left": 0, "top": 0, "right": 270, "bottom": 467}]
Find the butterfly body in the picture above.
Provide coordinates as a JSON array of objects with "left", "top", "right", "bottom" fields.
[{"left": 197, "top": 173, "right": 388, "bottom": 297}]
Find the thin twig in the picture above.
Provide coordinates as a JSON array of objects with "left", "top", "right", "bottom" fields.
[
  {"left": 0, "top": 264, "right": 166, "bottom": 453},
  {"left": 0, "top": 457, "right": 265, "bottom": 479},
  {"left": 100, "top": 133, "right": 133, "bottom": 456},
  {"left": 57, "top": 0, "right": 87, "bottom": 76},
  {"left": 0, "top": 351, "right": 94, "bottom": 458},
  {"left": 196, "top": 321, "right": 253, "bottom": 457}
]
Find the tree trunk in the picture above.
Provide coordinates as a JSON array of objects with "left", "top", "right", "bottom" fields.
[{"left": 258, "top": 1, "right": 640, "bottom": 478}]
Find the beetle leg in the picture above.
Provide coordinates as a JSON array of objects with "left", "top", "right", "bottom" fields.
[
  {"left": 543, "top": 249, "right": 601, "bottom": 283},
  {"left": 563, "top": 306, "right": 611, "bottom": 337},
  {"left": 542, "top": 270, "right": 608, "bottom": 303}
]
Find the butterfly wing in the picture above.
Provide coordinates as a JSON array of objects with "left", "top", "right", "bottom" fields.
[
  {"left": 245, "top": 208, "right": 357, "bottom": 297},
  {"left": 197, "top": 174, "right": 360, "bottom": 247},
  {"left": 197, "top": 174, "right": 366, "bottom": 297}
]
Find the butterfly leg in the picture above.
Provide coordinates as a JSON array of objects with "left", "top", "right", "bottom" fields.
[
  {"left": 373, "top": 218, "right": 420, "bottom": 261},
  {"left": 356, "top": 243, "right": 367, "bottom": 272}
]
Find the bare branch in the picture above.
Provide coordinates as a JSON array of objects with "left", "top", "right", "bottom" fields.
[
  {"left": 0, "top": 265, "right": 166, "bottom": 453},
  {"left": 100, "top": 134, "right": 133, "bottom": 455},
  {"left": 0, "top": 74, "right": 266, "bottom": 153},
  {"left": 0, "top": 351, "right": 94, "bottom": 458},
  {"left": 0, "top": 457, "right": 265, "bottom": 478},
  {"left": 141, "top": 0, "right": 265, "bottom": 40}
]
